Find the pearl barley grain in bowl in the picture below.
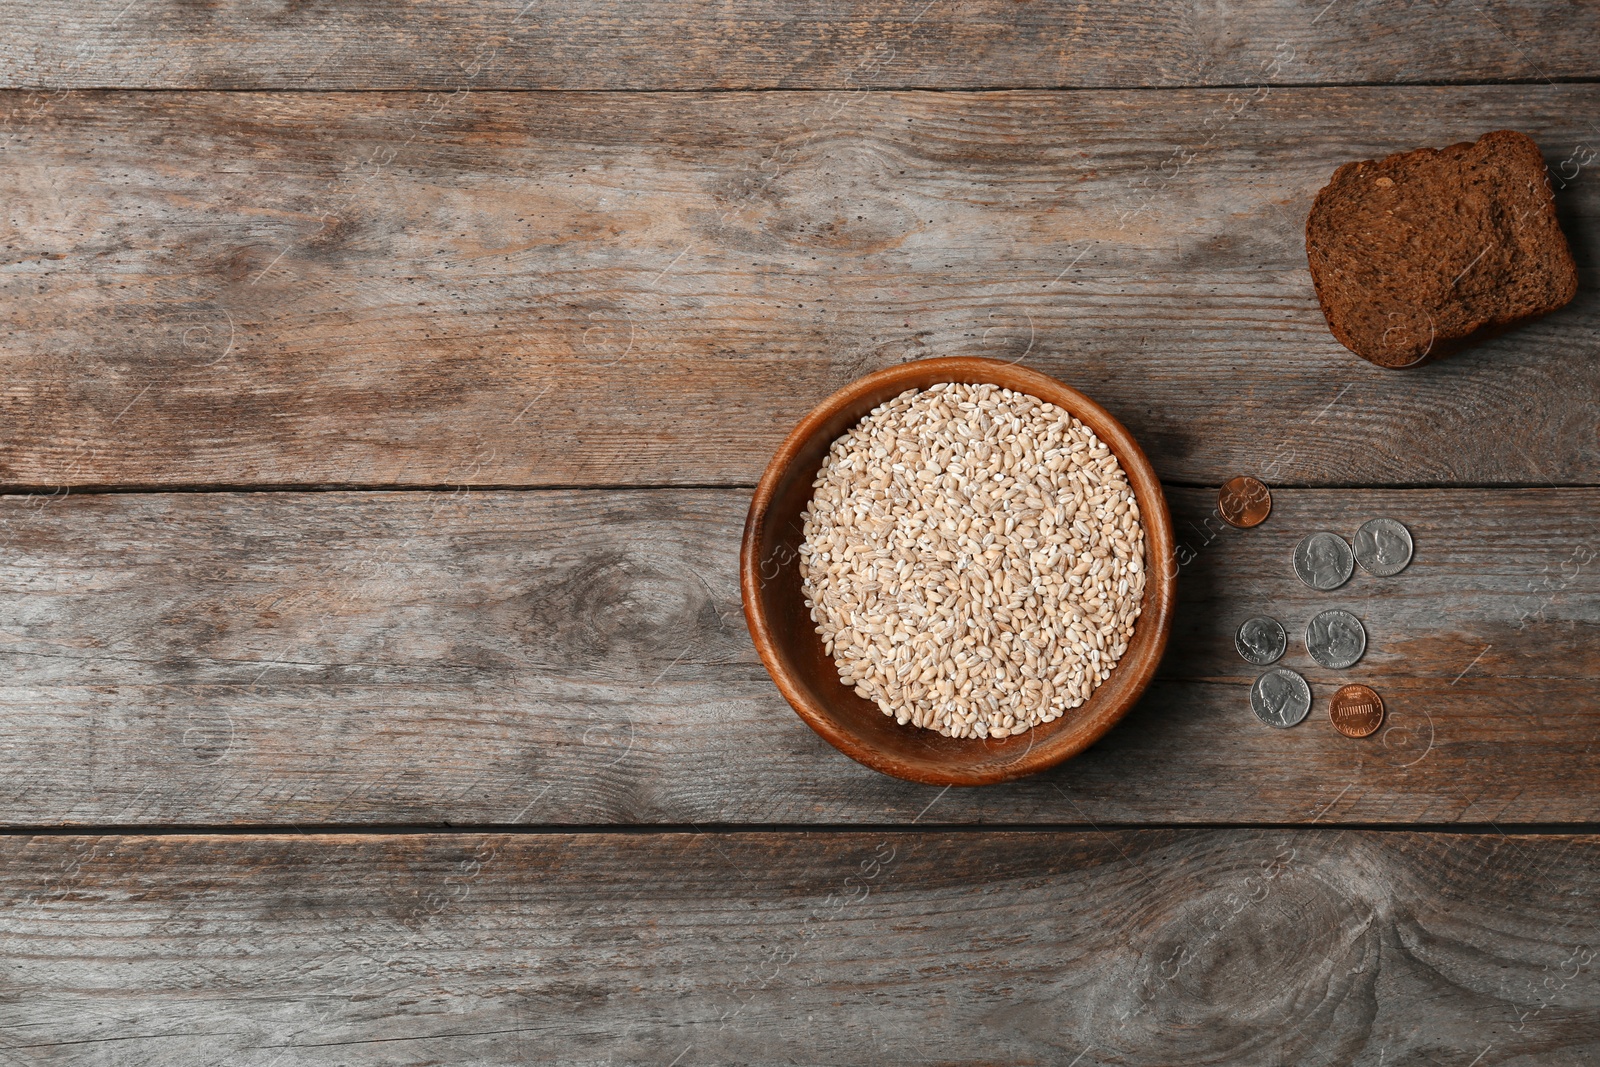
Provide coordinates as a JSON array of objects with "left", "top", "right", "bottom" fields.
[
  {"left": 740, "top": 357, "right": 1176, "bottom": 786},
  {"left": 798, "top": 383, "right": 1146, "bottom": 740}
]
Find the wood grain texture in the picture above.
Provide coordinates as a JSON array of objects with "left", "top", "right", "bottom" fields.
[
  {"left": 2, "top": 486, "right": 1593, "bottom": 827},
  {"left": 1, "top": 830, "right": 1596, "bottom": 1064},
  {"left": 3, "top": 0, "right": 1597, "bottom": 89},
  {"left": 2, "top": 86, "right": 1598, "bottom": 490}
]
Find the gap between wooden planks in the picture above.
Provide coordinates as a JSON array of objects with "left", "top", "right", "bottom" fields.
[
  {"left": 1, "top": 86, "right": 1597, "bottom": 489},
  {"left": 1, "top": 486, "right": 1593, "bottom": 828}
]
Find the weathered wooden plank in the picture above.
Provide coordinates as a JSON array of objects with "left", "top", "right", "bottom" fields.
[
  {"left": 2, "top": 86, "right": 1598, "bottom": 490},
  {"left": 1, "top": 487, "right": 1593, "bottom": 826},
  {"left": 1, "top": 830, "right": 1595, "bottom": 1064},
  {"left": 3, "top": 0, "right": 1597, "bottom": 90}
]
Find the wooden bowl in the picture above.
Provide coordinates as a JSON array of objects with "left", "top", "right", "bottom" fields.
[{"left": 741, "top": 357, "right": 1176, "bottom": 785}]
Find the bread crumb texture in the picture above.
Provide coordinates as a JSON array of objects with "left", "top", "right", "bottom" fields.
[{"left": 1306, "top": 130, "right": 1577, "bottom": 368}]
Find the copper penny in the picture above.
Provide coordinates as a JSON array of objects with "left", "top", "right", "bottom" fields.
[
  {"left": 1218, "top": 476, "right": 1272, "bottom": 528},
  {"left": 1329, "top": 684, "right": 1385, "bottom": 738}
]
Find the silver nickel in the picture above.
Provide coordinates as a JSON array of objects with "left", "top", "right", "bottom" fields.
[
  {"left": 1236, "top": 616, "right": 1287, "bottom": 666},
  {"left": 1306, "top": 609, "right": 1367, "bottom": 670},
  {"left": 1354, "top": 518, "right": 1413, "bottom": 577},
  {"left": 1251, "top": 668, "right": 1312, "bottom": 728},
  {"left": 1294, "top": 531, "right": 1354, "bottom": 591}
]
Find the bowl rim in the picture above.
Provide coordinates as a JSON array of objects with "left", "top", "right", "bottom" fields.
[{"left": 741, "top": 356, "right": 1177, "bottom": 785}]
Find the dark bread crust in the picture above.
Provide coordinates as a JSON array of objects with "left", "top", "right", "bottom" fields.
[{"left": 1305, "top": 130, "right": 1578, "bottom": 369}]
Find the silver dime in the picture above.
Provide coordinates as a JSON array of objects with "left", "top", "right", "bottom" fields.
[
  {"left": 1250, "top": 668, "right": 1311, "bottom": 728},
  {"left": 1294, "top": 531, "right": 1354, "bottom": 591},
  {"left": 1305, "top": 609, "right": 1367, "bottom": 669},
  {"left": 1354, "top": 518, "right": 1413, "bottom": 577},
  {"left": 1235, "top": 616, "right": 1287, "bottom": 666}
]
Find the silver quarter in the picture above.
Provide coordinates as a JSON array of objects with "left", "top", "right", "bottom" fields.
[
  {"left": 1294, "top": 531, "right": 1354, "bottom": 591},
  {"left": 1235, "top": 616, "right": 1287, "bottom": 666},
  {"left": 1250, "top": 668, "right": 1312, "bottom": 728},
  {"left": 1354, "top": 518, "right": 1413, "bottom": 577},
  {"left": 1305, "top": 609, "right": 1366, "bottom": 669}
]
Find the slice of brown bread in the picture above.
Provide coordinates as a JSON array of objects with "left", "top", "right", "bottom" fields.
[{"left": 1305, "top": 129, "right": 1578, "bottom": 368}]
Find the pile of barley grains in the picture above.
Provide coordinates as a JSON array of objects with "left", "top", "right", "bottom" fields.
[{"left": 797, "top": 382, "right": 1146, "bottom": 739}]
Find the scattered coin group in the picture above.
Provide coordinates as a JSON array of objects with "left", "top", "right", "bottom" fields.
[{"left": 1220, "top": 477, "right": 1412, "bottom": 737}]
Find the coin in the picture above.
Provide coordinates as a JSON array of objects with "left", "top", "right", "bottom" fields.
[
  {"left": 1354, "top": 518, "right": 1413, "bottom": 577},
  {"left": 1329, "top": 684, "right": 1384, "bottom": 738},
  {"left": 1251, "top": 668, "right": 1312, "bottom": 728},
  {"left": 1305, "top": 609, "right": 1366, "bottom": 669},
  {"left": 1293, "top": 531, "right": 1354, "bottom": 591},
  {"left": 1219, "top": 476, "right": 1272, "bottom": 528},
  {"left": 1235, "top": 616, "right": 1287, "bottom": 665}
]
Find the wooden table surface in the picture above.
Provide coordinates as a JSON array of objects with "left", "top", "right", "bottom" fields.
[{"left": 3, "top": 3, "right": 1598, "bottom": 1063}]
